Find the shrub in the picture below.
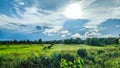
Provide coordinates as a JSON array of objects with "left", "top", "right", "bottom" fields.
[
  {"left": 73, "top": 57, "right": 84, "bottom": 68},
  {"left": 60, "top": 54, "right": 75, "bottom": 62},
  {"left": 18, "top": 55, "right": 51, "bottom": 68},
  {"left": 77, "top": 49, "right": 87, "bottom": 58},
  {"left": 97, "top": 50, "right": 105, "bottom": 55},
  {"left": 118, "top": 38, "right": 120, "bottom": 44},
  {"left": 60, "top": 57, "right": 84, "bottom": 68},
  {"left": 104, "top": 58, "right": 120, "bottom": 68},
  {"left": 51, "top": 54, "right": 61, "bottom": 68},
  {"left": 60, "top": 58, "right": 68, "bottom": 68}
]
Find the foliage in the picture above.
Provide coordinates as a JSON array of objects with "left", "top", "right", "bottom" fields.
[
  {"left": 0, "top": 44, "right": 120, "bottom": 68},
  {"left": 60, "top": 57, "right": 83, "bottom": 68},
  {"left": 77, "top": 49, "right": 88, "bottom": 58},
  {"left": 86, "top": 38, "right": 118, "bottom": 46},
  {"left": 118, "top": 38, "right": 120, "bottom": 44},
  {"left": 104, "top": 58, "right": 120, "bottom": 68},
  {"left": 0, "top": 37, "right": 119, "bottom": 46}
]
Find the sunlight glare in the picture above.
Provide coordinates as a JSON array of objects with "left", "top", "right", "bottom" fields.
[{"left": 64, "top": 3, "right": 82, "bottom": 19}]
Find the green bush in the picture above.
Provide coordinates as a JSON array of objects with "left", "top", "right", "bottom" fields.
[
  {"left": 77, "top": 49, "right": 88, "bottom": 58},
  {"left": 60, "top": 57, "right": 84, "bottom": 68},
  {"left": 60, "top": 58, "right": 68, "bottom": 68},
  {"left": 18, "top": 55, "right": 51, "bottom": 68},
  {"left": 104, "top": 58, "right": 120, "bottom": 68},
  {"left": 118, "top": 38, "right": 120, "bottom": 44},
  {"left": 97, "top": 50, "right": 105, "bottom": 55},
  {"left": 51, "top": 53, "right": 61, "bottom": 68},
  {"left": 60, "top": 54, "right": 75, "bottom": 62}
]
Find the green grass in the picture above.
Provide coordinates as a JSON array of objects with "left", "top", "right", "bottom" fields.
[
  {"left": 0, "top": 44, "right": 120, "bottom": 68},
  {"left": 0, "top": 44, "right": 119, "bottom": 60},
  {"left": 0, "top": 44, "right": 115, "bottom": 56}
]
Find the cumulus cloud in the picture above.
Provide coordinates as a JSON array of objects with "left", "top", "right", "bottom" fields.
[
  {"left": 43, "top": 26, "right": 62, "bottom": 36},
  {"left": 61, "top": 34, "right": 66, "bottom": 38},
  {"left": 67, "top": 0, "right": 120, "bottom": 38},
  {"left": 82, "top": 0, "right": 120, "bottom": 28},
  {"left": 60, "top": 30, "right": 70, "bottom": 35},
  {"left": 43, "top": 26, "right": 71, "bottom": 37},
  {"left": 0, "top": 0, "right": 119, "bottom": 38},
  {"left": 101, "top": 34, "right": 119, "bottom": 38},
  {"left": 71, "top": 33, "right": 82, "bottom": 38},
  {"left": 64, "top": 0, "right": 120, "bottom": 28},
  {"left": 60, "top": 30, "right": 71, "bottom": 37},
  {"left": 0, "top": 0, "right": 68, "bottom": 34},
  {"left": 19, "top": 2, "right": 24, "bottom": 5}
]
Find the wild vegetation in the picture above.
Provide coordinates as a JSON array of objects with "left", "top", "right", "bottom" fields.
[
  {"left": 0, "top": 37, "right": 120, "bottom": 68},
  {"left": 0, "top": 44, "right": 120, "bottom": 68},
  {"left": 0, "top": 37, "right": 119, "bottom": 46}
]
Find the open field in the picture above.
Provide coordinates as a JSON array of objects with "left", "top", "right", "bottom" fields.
[{"left": 0, "top": 44, "right": 120, "bottom": 68}]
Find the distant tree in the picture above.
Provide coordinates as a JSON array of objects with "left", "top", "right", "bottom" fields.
[
  {"left": 34, "top": 40, "right": 38, "bottom": 44},
  {"left": 118, "top": 38, "right": 120, "bottom": 44},
  {"left": 26, "top": 40, "right": 30, "bottom": 44},
  {"left": 14, "top": 40, "right": 17, "bottom": 44},
  {"left": 38, "top": 39, "right": 42, "bottom": 44}
]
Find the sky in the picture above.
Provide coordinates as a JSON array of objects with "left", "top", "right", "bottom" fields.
[{"left": 0, "top": 0, "right": 120, "bottom": 40}]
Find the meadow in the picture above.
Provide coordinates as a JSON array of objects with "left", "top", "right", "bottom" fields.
[{"left": 0, "top": 44, "right": 120, "bottom": 68}]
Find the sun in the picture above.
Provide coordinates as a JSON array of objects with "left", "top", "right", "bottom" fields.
[{"left": 63, "top": 3, "right": 82, "bottom": 19}]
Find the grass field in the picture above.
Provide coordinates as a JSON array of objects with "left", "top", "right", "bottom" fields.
[{"left": 0, "top": 44, "right": 120, "bottom": 68}]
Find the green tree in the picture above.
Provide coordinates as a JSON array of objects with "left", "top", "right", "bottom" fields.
[
  {"left": 118, "top": 38, "right": 120, "bottom": 44},
  {"left": 38, "top": 39, "right": 42, "bottom": 44}
]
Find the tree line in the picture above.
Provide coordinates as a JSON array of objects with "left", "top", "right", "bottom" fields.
[
  {"left": 0, "top": 39, "right": 42, "bottom": 44},
  {"left": 0, "top": 37, "right": 120, "bottom": 46},
  {"left": 45, "top": 38, "right": 119, "bottom": 46}
]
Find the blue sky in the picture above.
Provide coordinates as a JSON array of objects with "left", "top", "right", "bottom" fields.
[{"left": 0, "top": 0, "right": 120, "bottom": 40}]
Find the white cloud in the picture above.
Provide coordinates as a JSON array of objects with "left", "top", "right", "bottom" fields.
[
  {"left": 0, "top": 0, "right": 71, "bottom": 36},
  {"left": 19, "top": 2, "right": 24, "bottom": 5},
  {"left": 60, "top": 30, "right": 71, "bottom": 37},
  {"left": 43, "top": 26, "right": 63, "bottom": 36},
  {"left": 101, "top": 34, "right": 119, "bottom": 38},
  {"left": 0, "top": 2, "right": 68, "bottom": 34},
  {"left": 60, "top": 30, "right": 69, "bottom": 34},
  {"left": 71, "top": 33, "right": 82, "bottom": 38},
  {"left": 64, "top": 0, "right": 120, "bottom": 29},
  {"left": 85, "top": 28, "right": 102, "bottom": 38},
  {"left": 67, "top": 0, "right": 120, "bottom": 37},
  {"left": 17, "top": 7, "right": 67, "bottom": 26},
  {"left": 83, "top": 1, "right": 120, "bottom": 28},
  {"left": 43, "top": 26, "right": 71, "bottom": 37},
  {"left": 0, "top": 0, "right": 120, "bottom": 37},
  {"left": 61, "top": 34, "right": 66, "bottom": 38}
]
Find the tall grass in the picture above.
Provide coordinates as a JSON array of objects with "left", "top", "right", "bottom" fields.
[{"left": 0, "top": 44, "right": 120, "bottom": 68}]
